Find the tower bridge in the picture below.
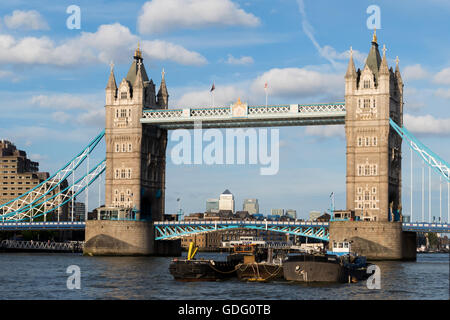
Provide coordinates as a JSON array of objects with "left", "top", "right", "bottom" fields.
[{"left": 1, "top": 31, "right": 449, "bottom": 259}]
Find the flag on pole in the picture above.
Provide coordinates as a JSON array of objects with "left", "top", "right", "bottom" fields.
[
  {"left": 210, "top": 82, "right": 215, "bottom": 107},
  {"left": 264, "top": 81, "right": 268, "bottom": 107}
]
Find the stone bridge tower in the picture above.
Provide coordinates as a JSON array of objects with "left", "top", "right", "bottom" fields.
[
  {"left": 330, "top": 31, "right": 414, "bottom": 260},
  {"left": 345, "top": 31, "right": 403, "bottom": 222},
  {"left": 104, "top": 46, "right": 168, "bottom": 222}
]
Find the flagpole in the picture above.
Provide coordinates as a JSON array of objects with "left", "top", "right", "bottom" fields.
[
  {"left": 211, "top": 81, "right": 215, "bottom": 107},
  {"left": 264, "top": 81, "right": 268, "bottom": 112},
  {"left": 265, "top": 90, "right": 268, "bottom": 108}
]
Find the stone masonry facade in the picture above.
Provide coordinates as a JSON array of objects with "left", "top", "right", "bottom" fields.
[
  {"left": 105, "top": 46, "right": 168, "bottom": 221},
  {"left": 345, "top": 31, "right": 403, "bottom": 222}
]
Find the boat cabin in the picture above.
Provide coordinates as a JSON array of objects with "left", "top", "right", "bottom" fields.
[{"left": 327, "top": 240, "right": 352, "bottom": 256}]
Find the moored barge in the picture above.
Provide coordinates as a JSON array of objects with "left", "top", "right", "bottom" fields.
[{"left": 283, "top": 241, "right": 370, "bottom": 283}]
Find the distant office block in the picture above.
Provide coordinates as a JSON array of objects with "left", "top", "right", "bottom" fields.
[
  {"left": 271, "top": 208, "right": 284, "bottom": 216},
  {"left": 243, "top": 198, "right": 259, "bottom": 215},
  {"left": 206, "top": 198, "right": 219, "bottom": 213},
  {"left": 286, "top": 209, "right": 297, "bottom": 220},
  {"left": 219, "top": 189, "right": 234, "bottom": 213}
]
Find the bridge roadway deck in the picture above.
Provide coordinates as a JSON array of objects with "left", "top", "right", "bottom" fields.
[{"left": 0, "top": 221, "right": 448, "bottom": 233}]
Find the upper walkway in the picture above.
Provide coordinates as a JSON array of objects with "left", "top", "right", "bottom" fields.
[{"left": 140, "top": 103, "right": 346, "bottom": 129}]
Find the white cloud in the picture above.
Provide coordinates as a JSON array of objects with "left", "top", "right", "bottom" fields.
[
  {"left": 433, "top": 67, "right": 450, "bottom": 85},
  {"left": 172, "top": 67, "right": 344, "bottom": 108},
  {"left": 3, "top": 10, "right": 49, "bottom": 31},
  {"left": 137, "top": 0, "right": 260, "bottom": 34},
  {"left": 30, "top": 93, "right": 102, "bottom": 110},
  {"left": 404, "top": 113, "right": 450, "bottom": 136},
  {"left": 251, "top": 67, "right": 343, "bottom": 100},
  {"left": 305, "top": 125, "right": 345, "bottom": 139},
  {"left": 142, "top": 40, "right": 207, "bottom": 66},
  {"left": 226, "top": 54, "right": 254, "bottom": 65},
  {"left": 403, "top": 64, "right": 430, "bottom": 81},
  {"left": 76, "top": 108, "right": 105, "bottom": 127},
  {"left": 0, "top": 23, "right": 206, "bottom": 66},
  {"left": 435, "top": 88, "right": 450, "bottom": 99},
  {"left": 175, "top": 85, "right": 246, "bottom": 107},
  {"left": 51, "top": 111, "right": 71, "bottom": 124}
]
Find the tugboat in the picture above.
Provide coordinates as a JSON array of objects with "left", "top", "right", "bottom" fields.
[
  {"left": 169, "top": 242, "right": 241, "bottom": 281},
  {"left": 283, "top": 241, "right": 370, "bottom": 283}
]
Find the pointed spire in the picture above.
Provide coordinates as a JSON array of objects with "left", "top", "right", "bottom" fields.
[
  {"left": 345, "top": 46, "right": 357, "bottom": 79},
  {"left": 134, "top": 61, "right": 144, "bottom": 88},
  {"left": 365, "top": 31, "right": 382, "bottom": 78},
  {"left": 379, "top": 44, "right": 389, "bottom": 75},
  {"left": 372, "top": 28, "right": 377, "bottom": 44},
  {"left": 134, "top": 41, "right": 143, "bottom": 61},
  {"left": 157, "top": 68, "right": 169, "bottom": 108},
  {"left": 395, "top": 56, "right": 403, "bottom": 84},
  {"left": 106, "top": 61, "right": 117, "bottom": 90}
]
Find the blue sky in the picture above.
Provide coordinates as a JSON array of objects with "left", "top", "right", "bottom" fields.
[{"left": 0, "top": 0, "right": 449, "bottom": 220}]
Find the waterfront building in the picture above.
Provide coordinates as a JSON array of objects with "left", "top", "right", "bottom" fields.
[
  {"left": 286, "top": 209, "right": 297, "bottom": 220},
  {"left": 271, "top": 208, "right": 284, "bottom": 216},
  {"left": 219, "top": 189, "right": 234, "bottom": 213},
  {"left": 0, "top": 140, "right": 68, "bottom": 220},
  {"left": 206, "top": 198, "right": 219, "bottom": 213},
  {"left": 243, "top": 199, "right": 259, "bottom": 215}
]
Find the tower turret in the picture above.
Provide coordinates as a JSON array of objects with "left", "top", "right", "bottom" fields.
[
  {"left": 106, "top": 63, "right": 117, "bottom": 105},
  {"left": 344, "top": 31, "right": 403, "bottom": 222},
  {"left": 157, "top": 69, "right": 169, "bottom": 109}
]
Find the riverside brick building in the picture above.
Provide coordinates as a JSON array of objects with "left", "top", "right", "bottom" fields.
[{"left": 0, "top": 140, "right": 69, "bottom": 220}]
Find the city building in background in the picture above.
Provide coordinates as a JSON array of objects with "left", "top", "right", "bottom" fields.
[
  {"left": 68, "top": 201, "right": 86, "bottom": 221},
  {"left": 180, "top": 228, "right": 287, "bottom": 251},
  {"left": 243, "top": 198, "right": 259, "bottom": 215},
  {"left": 271, "top": 208, "right": 284, "bottom": 216},
  {"left": 205, "top": 198, "right": 219, "bottom": 213},
  {"left": 309, "top": 211, "right": 322, "bottom": 221},
  {"left": 285, "top": 209, "right": 297, "bottom": 220},
  {"left": 219, "top": 189, "right": 234, "bottom": 213},
  {"left": 0, "top": 140, "right": 69, "bottom": 220}
]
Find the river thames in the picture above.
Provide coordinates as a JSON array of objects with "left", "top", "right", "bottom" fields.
[{"left": 0, "top": 252, "right": 448, "bottom": 300}]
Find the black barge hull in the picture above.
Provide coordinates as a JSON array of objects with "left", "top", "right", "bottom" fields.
[
  {"left": 169, "top": 259, "right": 237, "bottom": 281},
  {"left": 283, "top": 254, "right": 369, "bottom": 283}
]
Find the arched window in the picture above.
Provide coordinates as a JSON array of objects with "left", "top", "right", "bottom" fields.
[{"left": 373, "top": 137, "right": 377, "bottom": 146}]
